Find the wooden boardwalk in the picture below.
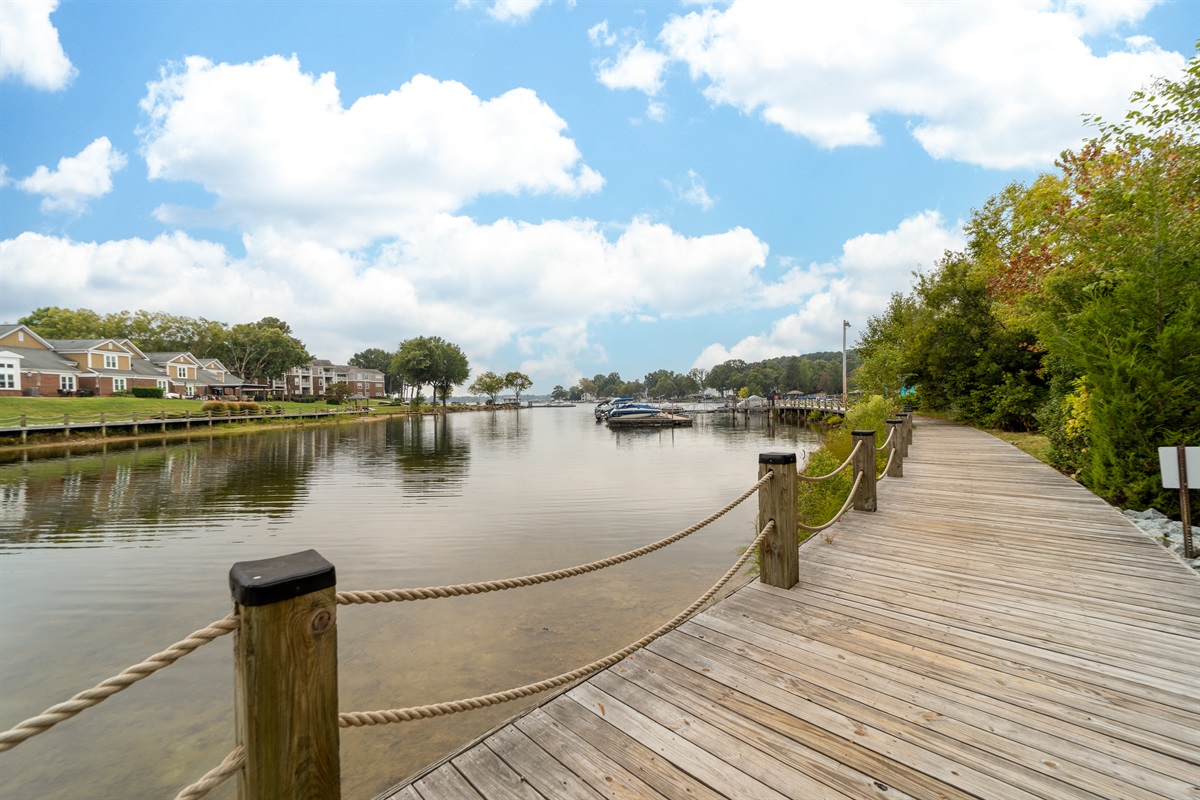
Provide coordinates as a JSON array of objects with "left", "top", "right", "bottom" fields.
[{"left": 382, "top": 417, "right": 1200, "bottom": 800}]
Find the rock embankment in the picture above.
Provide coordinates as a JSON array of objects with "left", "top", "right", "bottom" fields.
[{"left": 1123, "top": 508, "right": 1200, "bottom": 572}]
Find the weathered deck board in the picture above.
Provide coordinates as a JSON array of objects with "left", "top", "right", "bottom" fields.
[{"left": 381, "top": 417, "right": 1200, "bottom": 799}]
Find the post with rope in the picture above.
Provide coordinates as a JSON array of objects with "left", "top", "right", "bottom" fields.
[
  {"left": 757, "top": 453, "right": 799, "bottom": 589},
  {"left": 851, "top": 431, "right": 877, "bottom": 512},
  {"left": 885, "top": 419, "right": 904, "bottom": 478},
  {"left": 230, "top": 549, "right": 341, "bottom": 800},
  {"left": 902, "top": 406, "right": 915, "bottom": 444}
]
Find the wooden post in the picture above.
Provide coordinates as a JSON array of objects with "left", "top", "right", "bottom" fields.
[
  {"left": 851, "top": 430, "right": 877, "bottom": 512},
  {"left": 100, "top": 412, "right": 107, "bottom": 438},
  {"left": 894, "top": 414, "right": 909, "bottom": 460},
  {"left": 20, "top": 415, "right": 27, "bottom": 443},
  {"left": 230, "top": 549, "right": 341, "bottom": 800},
  {"left": 757, "top": 453, "right": 799, "bottom": 589},
  {"left": 886, "top": 419, "right": 904, "bottom": 478},
  {"left": 63, "top": 414, "right": 70, "bottom": 440},
  {"left": 902, "top": 406, "right": 914, "bottom": 444},
  {"left": 1179, "top": 445, "right": 1194, "bottom": 560},
  {"left": 132, "top": 412, "right": 139, "bottom": 434}
]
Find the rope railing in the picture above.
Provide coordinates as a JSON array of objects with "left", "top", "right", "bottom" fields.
[
  {"left": 797, "top": 439, "right": 862, "bottom": 483},
  {"left": 798, "top": 470, "right": 864, "bottom": 533},
  {"left": 876, "top": 446, "right": 897, "bottom": 481},
  {"left": 338, "top": 519, "right": 776, "bottom": 728},
  {"left": 0, "top": 613, "right": 239, "bottom": 753},
  {"left": 173, "top": 746, "right": 244, "bottom": 800},
  {"left": 337, "top": 472, "right": 774, "bottom": 605},
  {"left": 876, "top": 426, "right": 895, "bottom": 451}
]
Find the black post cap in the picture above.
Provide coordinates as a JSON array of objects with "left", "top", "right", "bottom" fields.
[
  {"left": 759, "top": 452, "right": 797, "bottom": 464},
  {"left": 852, "top": 430, "right": 877, "bottom": 436},
  {"left": 886, "top": 419, "right": 902, "bottom": 424},
  {"left": 230, "top": 549, "right": 336, "bottom": 607}
]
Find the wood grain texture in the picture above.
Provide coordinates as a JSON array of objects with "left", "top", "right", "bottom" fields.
[{"left": 380, "top": 417, "right": 1200, "bottom": 799}]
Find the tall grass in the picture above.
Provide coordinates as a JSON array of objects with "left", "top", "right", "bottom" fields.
[{"left": 797, "top": 395, "right": 897, "bottom": 536}]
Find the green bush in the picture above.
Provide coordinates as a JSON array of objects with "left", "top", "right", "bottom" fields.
[
  {"left": 797, "top": 395, "right": 897, "bottom": 532},
  {"left": 296, "top": 395, "right": 317, "bottom": 404},
  {"left": 132, "top": 387, "right": 165, "bottom": 399},
  {"left": 201, "top": 401, "right": 227, "bottom": 414}
]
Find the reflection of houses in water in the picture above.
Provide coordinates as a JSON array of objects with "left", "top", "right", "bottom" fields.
[
  {"left": 0, "top": 479, "right": 26, "bottom": 525},
  {"left": 0, "top": 432, "right": 321, "bottom": 545}
]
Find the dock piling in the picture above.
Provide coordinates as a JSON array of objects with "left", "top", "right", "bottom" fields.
[
  {"left": 230, "top": 549, "right": 341, "bottom": 800},
  {"left": 757, "top": 452, "right": 799, "bottom": 589}
]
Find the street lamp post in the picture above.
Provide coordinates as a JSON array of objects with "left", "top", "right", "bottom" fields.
[{"left": 842, "top": 320, "right": 850, "bottom": 409}]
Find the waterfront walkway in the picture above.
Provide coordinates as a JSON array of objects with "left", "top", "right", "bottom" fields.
[{"left": 382, "top": 417, "right": 1200, "bottom": 800}]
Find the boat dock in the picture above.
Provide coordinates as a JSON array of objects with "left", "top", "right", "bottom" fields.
[
  {"left": 607, "top": 413, "right": 693, "bottom": 428},
  {"left": 381, "top": 417, "right": 1200, "bottom": 799}
]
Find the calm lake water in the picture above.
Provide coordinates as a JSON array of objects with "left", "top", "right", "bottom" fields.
[{"left": 0, "top": 405, "right": 818, "bottom": 799}]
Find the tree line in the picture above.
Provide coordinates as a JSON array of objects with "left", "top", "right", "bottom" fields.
[
  {"left": 854, "top": 55, "right": 1199, "bottom": 511},
  {"left": 566, "top": 351, "right": 861, "bottom": 402}
]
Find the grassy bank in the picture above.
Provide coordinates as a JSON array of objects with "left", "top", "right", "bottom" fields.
[{"left": 796, "top": 395, "right": 897, "bottom": 538}]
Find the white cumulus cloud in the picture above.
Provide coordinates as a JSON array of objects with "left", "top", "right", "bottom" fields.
[
  {"left": 0, "top": 0, "right": 75, "bottom": 90},
  {"left": 695, "top": 210, "right": 964, "bottom": 367},
  {"left": 634, "top": 0, "right": 1188, "bottom": 169},
  {"left": 138, "top": 55, "right": 603, "bottom": 247},
  {"left": 458, "top": 0, "right": 554, "bottom": 23},
  {"left": 2, "top": 213, "right": 768, "bottom": 374},
  {"left": 18, "top": 137, "right": 128, "bottom": 213},
  {"left": 597, "top": 41, "right": 670, "bottom": 95}
]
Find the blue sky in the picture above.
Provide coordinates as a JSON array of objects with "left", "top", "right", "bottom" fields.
[{"left": 2, "top": 0, "right": 1196, "bottom": 392}]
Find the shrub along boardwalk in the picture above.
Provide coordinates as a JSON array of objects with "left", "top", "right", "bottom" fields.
[{"left": 382, "top": 417, "right": 1200, "bottom": 800}]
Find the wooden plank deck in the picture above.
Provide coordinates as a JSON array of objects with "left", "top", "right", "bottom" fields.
[{"left": 381, "top": 417, "right": 1200, "bottom": 799}]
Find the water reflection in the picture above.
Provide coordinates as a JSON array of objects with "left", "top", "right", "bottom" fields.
[
  {"left": 0, "top": 430, "right": 324, "bottom": 547},
  {"left": 0, "top": 406, "right": 820, "bottom": 800},
  {"left": 388, "top": 416, "right": 471, "bottom": 503}
]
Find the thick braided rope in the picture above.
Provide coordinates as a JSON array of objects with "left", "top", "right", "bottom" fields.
[
  {"left": 338, "top": 520, "right": 775, "bottom": 727},
  {"left": 797, "top": 439, "right": 862, "bottom": 483},
  {"left": 876, "top": 447, "right": 897, "bottom": 481},
  {"left": 336, "top": 472, "right": 773, "bottom": 605},
  {"left": 173, "top": 746, "right": 244, "bottom": 800},
  {"left": 0, "top": 614, "right": 239, "bottom": 753},
  {"left": 876, "top": 426, "right": 896, "bottom": 452},
  {"left": 798, "top": 470, "right": 864, "bottom": 533}
]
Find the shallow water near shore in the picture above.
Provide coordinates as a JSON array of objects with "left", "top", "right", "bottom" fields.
[{"left": 0, "top": 405, "right": 817, "bottom": 800}]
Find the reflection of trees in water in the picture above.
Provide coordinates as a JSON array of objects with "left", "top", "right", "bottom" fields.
[
  {"left": 474, "top": 409, "right": 532, "bottom": 458},
  {"left": 0, "top": 429, "right": 324, "bottom": 546},
  {"left": 387, "top": 416, "right": 471, "bottom": 502}
]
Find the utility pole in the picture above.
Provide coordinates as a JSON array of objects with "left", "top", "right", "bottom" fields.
[{"left": 842, "top": 319, "right": 850, "bottom": 409}]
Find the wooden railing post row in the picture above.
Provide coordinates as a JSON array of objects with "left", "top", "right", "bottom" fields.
[
  {"left": 886, "top": 419, "right": 904, "bottom": 478},
  {"left": 851, "top": 430, "right": 877, "bottom": 512},
  {"left": 757, "top": 453, "right": 799, "bottom": 589},
  {"left": 902, "top": 405, "right": 914, "bottom": 444},
  {"left": 229, "top": 549, "right": 341, "bottom": 800}
]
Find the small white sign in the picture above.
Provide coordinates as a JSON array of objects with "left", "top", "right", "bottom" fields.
[{"left": 1159, "top": 446, "right": 1200, "bottom": 489}]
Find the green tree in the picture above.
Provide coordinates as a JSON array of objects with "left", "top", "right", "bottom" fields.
[
  {"left": 213, "top": 319, "right": 311, "bottom": 386},
  {"left": 504, "top": 371, "right": 533, "bottom": 404},
  {"left": 1028, "top": 56, "right": 1200, "bottom": 506},
  {"left": 324, "top": 381, "right": 351, "bottom": 405},
  {"left": 19, "top": 306, "right": 108, "bottom": 338},
  {"left": 350, "top": 348, "right": 399, "bottom": 394},
  {"left": 551, "top": 385, "right": 568, "bottom": 400},
  {"left": 470, "top": 371, "right": 506, "bottom": 403},
  {"left": 396, "top": 336, "right": 470, "bottom": 407}
]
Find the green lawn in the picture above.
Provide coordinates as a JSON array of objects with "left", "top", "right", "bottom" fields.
[{"left": 0, "top": 396, "right": 374, "bottom": 426}]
